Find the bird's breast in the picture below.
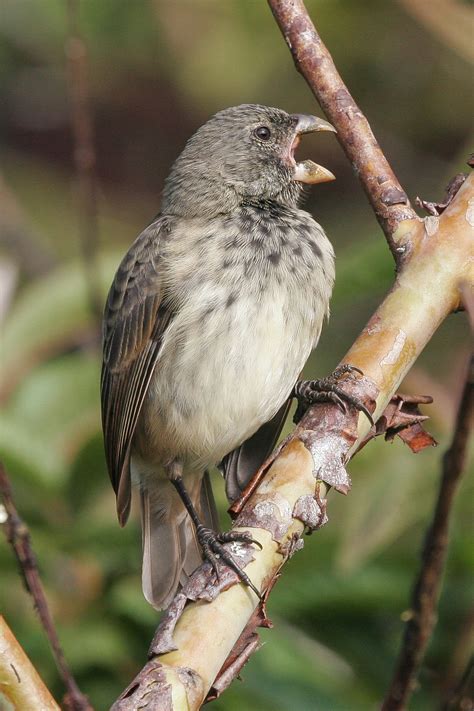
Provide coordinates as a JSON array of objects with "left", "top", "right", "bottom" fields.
[{"left": 138, "top": 208, "right": 334, "bottom": 468}]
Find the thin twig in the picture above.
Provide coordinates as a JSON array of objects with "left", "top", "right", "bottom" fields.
[
  {"left": 382, "top": 355, "right": 474, "bottom": 710},
  {"left": 65, "top": 0, "right": 102, "bottom": 327},
  {"left": 267, "top": 0, "right": 420, "bottom": 264},
  {"left": 0, "top": 462, "right": 93, "bottom": 711}
]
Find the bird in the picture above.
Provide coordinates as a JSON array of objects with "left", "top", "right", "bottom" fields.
[{"left": 101, "top": 103, "right": 359, "bottom": 610}]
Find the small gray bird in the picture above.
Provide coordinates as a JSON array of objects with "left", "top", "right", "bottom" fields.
[{"left": 101, "top": 104, "right": 352, "bottom": 610}]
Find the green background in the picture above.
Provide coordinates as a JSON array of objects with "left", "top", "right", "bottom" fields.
[{"left": 0, "top": 1, "right": 472, "bottom": 709}]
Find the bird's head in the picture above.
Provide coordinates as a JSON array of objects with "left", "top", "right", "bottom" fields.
[{"left": 161, "top": 104, "right": 336, "bottom": 217}]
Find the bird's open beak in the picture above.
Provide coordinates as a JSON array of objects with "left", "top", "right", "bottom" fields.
[{"left": 290, "top": 114, "right": 336, "bottom": 185}]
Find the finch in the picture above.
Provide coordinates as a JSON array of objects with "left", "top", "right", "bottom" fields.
[{"left": 101, "top": 104, "right": 339, "bottom": 609}]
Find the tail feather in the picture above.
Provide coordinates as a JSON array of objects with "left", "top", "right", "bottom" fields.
[
  {"left": 199, "top": 470, "right": 220, "bottom": 531},
  {"left": 140, "top": 472, "right": 219, "bottom": 610},
  {"left": 140, "top": 488, "right": 184, "bottom": 609}
]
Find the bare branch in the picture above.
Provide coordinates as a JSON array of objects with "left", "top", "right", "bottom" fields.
[
  {"left": 0, "top": 462, "right": 93, "bottom": 711},
  {"left": 231, "top": 392, "right": 436, "bottom": 516},
  {"left": 110, "top": 2, "right": 472, "bottom": 706},
  {"left": 267, "top": 0, "right": 420, "bottom": 263},
  {"left": 112, "top": 176, "right": 472, "bottom": 708},
  {"left": 382, "top": 355, "right": 474, "bottom": 710},
  {"left": 0, "top": 616, "right": 60, "bottom": 711},
  {"left": 65, "top": 0, "right": 102, "bottom": 327}
]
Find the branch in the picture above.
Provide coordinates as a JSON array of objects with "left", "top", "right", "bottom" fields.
[
  {"left": 382, "top": 356, "right": 474, "bottom": 710},
  {"left": 111, "top": 2, "right": 472, "bottom": 707},
  {"left": 0, "top": 462, "right": 93, "bottom": 711},
  {"left": 66, "top": 0, "right": 102, "bottom": 327},
  {"left": 0, "top": 616, "right": 60, "bottom": 711},
  {"left": 112, "top": 176, "right": 472, "bottom": 709},
  {"left": 267, "top": 0, "right": 420, "bottom": 263}
]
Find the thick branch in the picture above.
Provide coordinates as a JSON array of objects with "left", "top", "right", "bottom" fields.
[
  {"left": 382, "top": 356, "right": 474, "bottom": 710},
  {"left": 111, "top": 2, "right": 472, "bottom": 706},
  {"left": 268, "top": 0, "right": 419, "bottom": 262},
  {"left": 341, "top": 177, "right": 472, "bottom": 423},
  {"left": 0, "top": 616, "right": 60, "bottom": 711},
  {"left": 0, "top": 462, "right": 93, "bottom": 711},
  {"left": 112, "top": 177, "right": 472, "bottom": 709}
]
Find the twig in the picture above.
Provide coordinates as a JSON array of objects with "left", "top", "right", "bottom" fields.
[
  {"left": 382, "top": 355, "right": 474, "bottom": 710},
  {"left": 0, "top": 461, "right": 93, "bottom": 711},
  {"left": 0, "top": 616, "right": 60, "bottom": 711},
  {"left": 65, "top": 0, "right": 102, "bottom": 327},
  {"left": 267, "top": 0, "right": 420, "bottom": 264}
]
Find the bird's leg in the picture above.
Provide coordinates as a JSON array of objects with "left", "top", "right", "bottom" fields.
[
  {"left": 168, "top": 463, "right": 262, "bottom": 599},
  {"left": 293, "top": 364, "right": 374, "bottom": 425}
]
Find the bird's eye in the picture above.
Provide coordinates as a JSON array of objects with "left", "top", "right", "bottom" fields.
[{"left": 254, "top": 125, "right": 272, "bottom": 141}]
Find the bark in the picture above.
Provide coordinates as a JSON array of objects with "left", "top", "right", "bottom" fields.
[
  {"left": 268, "top": 0, "right": 419, "bottom": 263},
  {"left": 111, "top": 2, "right": 473, "bottom": 707},
  {"left": 112, "top": 177, "right": 472, "bottom": 710},
  {"left": 0, "top": 462, "right": 93, "bottom": 711},
  {"left": 0, "top": 616, "right": 60, "bottom": 711}
]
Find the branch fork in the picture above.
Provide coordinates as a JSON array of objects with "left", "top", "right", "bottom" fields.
[{"left": 110, "top": 1, "right": 473, "bottom": 707}]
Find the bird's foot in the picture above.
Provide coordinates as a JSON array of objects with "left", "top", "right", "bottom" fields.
[
  {"left": 293, "top": 364, "right": 374, "bottom": 425},
  {"left": 196, "top": 524, "right": 262, "bottom": 599}
]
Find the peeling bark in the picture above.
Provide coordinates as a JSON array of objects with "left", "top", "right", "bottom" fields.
[
  {"left": 111, "top": 0, "right": 473, "bottom": 706},
  {"left": 112, "top": 170, "right": 472, "bottom": 711}
]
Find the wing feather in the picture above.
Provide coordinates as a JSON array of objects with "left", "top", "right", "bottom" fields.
[
  {"left": 222, "top": 397, "right": 292, "bottom": 502},
  {"left": 101, "top": 218, "right": 172, "bottom": 523}
]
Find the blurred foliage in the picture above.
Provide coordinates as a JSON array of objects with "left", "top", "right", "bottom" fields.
[{"left": 0, "top": 1, "right": 472, "bottom": 710}]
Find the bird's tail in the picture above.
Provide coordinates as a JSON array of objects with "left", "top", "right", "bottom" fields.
[{"left": 140, "top": 471, "right": 218, "bottom": 610}]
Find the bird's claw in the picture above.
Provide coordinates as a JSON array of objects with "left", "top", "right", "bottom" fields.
[
  {"left": 196, "top": 525, "right": 262, "bottom": 599},
  {"left": 293, "top": 364, "right": 374, "bottom": 426}
]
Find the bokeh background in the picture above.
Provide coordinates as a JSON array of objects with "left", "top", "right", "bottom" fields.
[{"left": 1, "top": 1, "right": 472, "bottom": 709}]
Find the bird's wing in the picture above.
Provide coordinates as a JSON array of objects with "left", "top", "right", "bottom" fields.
[
  {"left": 101, "top": 217, "right": 172, "bottom": 525},
  {"left": 222, "top": 397, "right": 292, "bottom": 502}
]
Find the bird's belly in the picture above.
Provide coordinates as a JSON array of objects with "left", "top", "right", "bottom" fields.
[{"left": 139, "top": 285, "right": 319, "bottom": 469}]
